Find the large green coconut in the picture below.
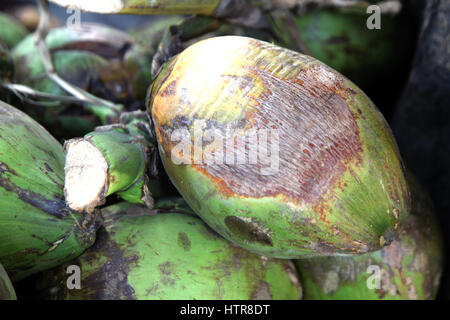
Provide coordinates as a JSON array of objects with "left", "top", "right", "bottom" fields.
[
  {"left": 56, "top": 200, "right": 302, "bottom": 300},
  {"left": 0, "top": 101, "right": 97, "bottom": 281},
  {"left": 147, "top": 36, "right": 410, "bottom": 259}
]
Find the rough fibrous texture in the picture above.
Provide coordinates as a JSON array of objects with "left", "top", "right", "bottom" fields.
[
  {"left": 64, "top": 139, "right": 108, "bottom": 213},
  {"left": 64, "top": 111, "right": 158, "bottom": 213},
  {"left": 148, "top": 36, "right": 410, "bottom": 258}
]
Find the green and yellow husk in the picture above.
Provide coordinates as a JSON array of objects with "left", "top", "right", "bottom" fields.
[
  {"left": 148, "top": 36, "right": 410, "bottom": 259},
  {"left": 0, "top": 263, "right": 16, "bottom": 300},
  {"left": 0, "top": 13, "right": 28, "bottom": 50},
  {"left": 0, "top": 101, "right": 97, "bottom": 281},
  {"left": 54, "top": 199, "right": 302, "bottom": 300},
  {"left": 295, "top": 174, "right": 443, "bottom": 300},
  {"left": 64, "top": 111, "right": 158, "bottom": 213}
]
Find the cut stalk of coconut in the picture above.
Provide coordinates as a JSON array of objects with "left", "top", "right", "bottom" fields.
[{"left": 64, "top": 111, "right": 157, "bottom": 213}]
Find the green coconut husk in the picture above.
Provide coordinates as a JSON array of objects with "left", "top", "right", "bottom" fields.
[
  {"left": 0, "top": 101, "right": 98, "bottom": 281},
  {"left": 295, "top": 173, "right": 443, "bottom": 299},
  {"left": 0, "top": 13, "right": 29, "bottom": 50},
  {"left": 148, "top": 36, "right": 410, "bottom": 258},
  {"left": 0, "top": 263, "right": 17, "bottom": 300},
  {"left": 49, "top": 199, "right": 303, "bottom": 300}
]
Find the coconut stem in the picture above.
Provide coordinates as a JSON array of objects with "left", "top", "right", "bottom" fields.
[
  {"left": 64, "top": 111, "right": 156, "bottom": 213},
  {"left": 0, "top": 82, "right": 123, "bottom": 122}
]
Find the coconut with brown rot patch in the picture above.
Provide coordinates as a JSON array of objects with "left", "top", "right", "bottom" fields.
[
  {"left": 48, "top": 199, "right": 302, "bottom": 300},
  {"left": 295, "top": 173, "right": 443, "bottom": 300},
  {"left": 62, "top": 14, "right": 293, "bottom": 214},
  {"left": 147, "top": 36, "right": 410, "bottom": 258},
  {"left": 0, "top": 101, "right": 98, "bottom": 281}
]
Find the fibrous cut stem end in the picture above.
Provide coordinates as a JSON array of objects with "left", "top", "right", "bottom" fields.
[{"left": 64, "top": 139, "right": 108, "bottom": 213}]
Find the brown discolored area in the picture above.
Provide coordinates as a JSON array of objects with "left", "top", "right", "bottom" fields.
[
  {"left": 158, "top": 261, "right": 174, "bottom": 275},
  {"left": 0, "top": 164, "right": 68, "bottom": 220},
  {"left": 177, "top": 232, "right": 191, "bottom": 251},
  {"left": 160, "top": 80, "right": 178, "bottom": 97},
  {"left": 224, "top": 216, "right": 273, "bottom": 247},
  {"left": 251, "top": 281, "right": 273, "bottom": 300},
  {"left": 162, "top": 60, "right": 362, "bottom": 206},
  {"left": 158, "top": 261, "right": 176, "bottom": 286},
  {"left": 0, "top": 162, "right": 16, "bottom": 176},
  {"left": 148, "top": 55, "right": 179, "bottom": 102},
  {"left": 52, "top": 41, "right": 132, "bottom": 60},
  {"left": 68, "top": 227, "right": 137, "bottom": 300}
]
